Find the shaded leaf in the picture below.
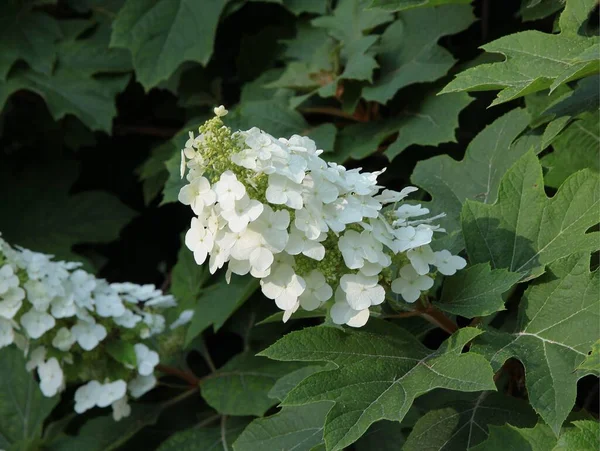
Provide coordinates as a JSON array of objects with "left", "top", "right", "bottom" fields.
[
  {"left": 0, "top": 347, "right": 58, "bottom": 451},
  {"left": 233, "top": 402, "right": 331, "bottom": 451},
  {"left": 461, "top": 152, "right": 599, "bottom": 279},
  {"left": 158, "top": 417, "right": 250, "bottom": 451},
  {"left": 111, "top": 0, "right": 228, "bottom": 89},
  {"left": 354, "top": 421, "right": 406, "bottom": 451},
  {"left": 200, "top": 352, "right": 303, "bottom": 416},
  {"left": 472, "top": 253, "right": 600, "bottom": 434},
  {"left": 470, "top": 423, "right": 557, "bottom": 451},
  {"left": 437, "top": 263, "right": 521, "bottom": 318},
  {"left": 368, "top": 0, "right": 471, "bottom": 12},
  {"left": 554, "top": 420, "right": 600, "bottom": 451},
  {"left": 362, "top": 4, "right": 475, "bottom": 104},
  {"left": 260, "top": 325, "right": 495, "bottom": 450}
]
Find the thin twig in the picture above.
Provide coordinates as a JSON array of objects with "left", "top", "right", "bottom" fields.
[
  {"left": 220, "top": 415, "right": 229, "bottom": 451},
  {"left": 420, "top": 307, "right": 459, "bottom": 335}
]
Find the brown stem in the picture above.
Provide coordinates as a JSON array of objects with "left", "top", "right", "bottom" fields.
[
  {"left": 381, "top": 310, "right": 422, "bottom": 319},
  {"left": 420, "top": 306, "right": 459, "bottom": 335},
  {"left": 156, "top": 364, "right": 200, "bottom": 386}
]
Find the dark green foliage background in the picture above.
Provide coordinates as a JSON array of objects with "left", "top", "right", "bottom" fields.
[{"left": 0, "top": 0, "right": 598, "bottom": 450}]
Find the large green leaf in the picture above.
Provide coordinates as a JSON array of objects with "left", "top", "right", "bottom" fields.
[
  {"left": 362, "top": 5, "right": 474, "bottom": 104},
  {"left": 170, "top": 238, "right": 210, "bottom": 310},
  {"left": 542, "top": 111, "right": 600, "bottom": 188},
  {"left": 0, "top": 68, "right": 129, "bottom": 133},
  {"left": 111, "top": 0, "right": 228, "bottom": 89},
  {"left": 185, "top": 274, "right": 259, "bottom": 346},
  {"left": 233, "top": 403, "right": 331, "bottom": 451},
  {"left": 200, "top": 352, "right": 302, "bottom": 416},
  {"left": 554, "top": 420, "right": 600, "bottom": 451},
  {"left": 411, "top": 108, "right": 539, "bottom": 252},
  {"left": 472, "top": 253, "right": 600, "bottom": 434},
  {"left": 0, "top": 161, "right": 136, "bottom": 264},
  {"left": 260, "top": 325, "right": 495, "bottom": 450},
  {"left": 436, "top": 263, "right": 521, "bottom": 318},
  {"left": 470, "top": 423, "right": 558, "bottom": 451},
  {"left": 158, "top": 417, "right": 250, "bottom": 451},
  {"left": 368, "top": 0, "right": 471, "bottom": 11},
  {"left": 0, "top": 2, "right": 61, "bottom": 81},
  {"left": 334, "top": 92, "right": 472, "bottom": 163},
  {"left": 461, "top": 152, "right": 599, "bottom": 279},
  {"left": 354, "top": 421, "right": 406, "bottom": 451},
  {"left": 0, "top": 347, "right": 58, "bottom": 451},
  {"left": 403, "top": 392, "right": 537, "bottom": 450},
  {"left": 441, "top": 0, "right": 599, "bottom": 105}
]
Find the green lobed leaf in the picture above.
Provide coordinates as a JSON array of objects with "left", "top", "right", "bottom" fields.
[
  {"left": 542, "top": 111, "right": 600, "bottom": 188},
  {"left": 200, "top": 352, "right": 303, "bottom": 417},
  {"left": 0, "top": 347, "right": 58, "bottom": 451},
  {"left": 543, "top": 75, "right": 600, "bottom": 121},
  {"left": 470, "top": 423, "right": 558, "bottom": 451},
  {"left": 0, "top": 2, "right": 61, "bottom": 81},
  {"left": 158, "top": 417, "right": 250, "bottom": 451},
  {"left": 268, "top": 364, "right": 332, "bottom": 401},
  {"left": 411, "top": 108, "right": 539, "bottom": 252},
  {"left": 333, "top": 92, "right": 472, "bottom": 163},
  {"left": 519, "top": 0, "right": 564, "bottom": 22},
  {"left": 362, "top": 5, "right": 475, "bottom": 104},
  {"left": 472, "top": 253, "right": 600, "bottom": 434},
  {"left": 0, "top": 160, "right": 136, "bottom": 265},
  {"left": 260, "top": 325, "right": 495, "bottom": 450},
  {"left": 461, "top": 151, "right": 600, "bottom": 279},
  {"left": 441, "top": 1, "right": 599, "bottom": 105},
  {"left": 436, "top": 263, "right": 521, "bottom": 318},
  {"left": 185, "top": 274, "right": 259, "bottom": 346},
  {"left": 368, "top": 0, "right": 471, "bottom": 12},
  {"left": 233, "top": 402, "right": 331, "bottom": 451},
  {"left": 577, "top": 340, "right": 600, "bottom": 376},
  {"left": 110, "top": 0, "right": 228, "bottom": 89},
  {"left": 403, "top": 392, "right": 538, "bottom": 450},
  {"left": 554, "top": 420, "right": 600, "bottom": 451}
]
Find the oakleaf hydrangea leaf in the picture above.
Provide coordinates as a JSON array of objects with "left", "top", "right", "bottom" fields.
[
  {"left": 334, "top": 92, "right": 471, "bottom": 163},
  {"left": 0, "top": 347, "right": 58, "bottom": 451},
  {"left": 403, "top": 392, "right": 537, "bottom": 451},
  {"left": 260, "top": 325, "right": 495, "bottom": 450},
  {"left": 233, "top": 403, "right": 331, "bottom": 451},
  {"left": 554, "top": 420, "right": 600, "bottom": 451},
  {"left": 412, "top": 108, "right": 539, "bottom": 252},
  {"left": 470, "top": 423, "right": 558, "bottom": 451},
  {"left": 472, "top": 253, "right": 600, "bottom": 434},
  {"left": 436, "top": 263, "right": 521, "bottom": 318},
  {"left": 542, "top": 111, "right": 600, "bottom": 188},
  {"left": 362, "top": 4, "right": 475, "bottom": 104},
  {"left": 368, "top": 0, "right": 471, "bottom": 11},
  {"left": 111, "top": 0, "right": 228, "bottom": 89},
  {"left": 440, "top": 0, "right": 599, "bottom": 105},
  {"left": 0, "top": 2, "right": 61, "bottom": 81},
  {"left": 158, "top": 417, "right": 250, "bottom": 451},
  {"left": 461, "top": 151, "right": 600, "bottom": 279},
  {"left": 200, "top": 352, "right": 303, "bottom": 417}
]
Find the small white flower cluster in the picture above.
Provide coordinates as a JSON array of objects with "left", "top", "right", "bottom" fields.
[
  {"left": 180, "top": 107, "right": 466, "bottom": 327},
  {"left": 0, "top": 235, "right": 185, "bottom": 420}
]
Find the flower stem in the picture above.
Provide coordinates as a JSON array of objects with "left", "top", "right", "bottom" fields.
[{"left": 156, "top": 364, "right": 200, "bottom": 386}]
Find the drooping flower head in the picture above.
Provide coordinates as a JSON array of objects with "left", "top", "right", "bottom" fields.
[
  {"left": 179, "top": 106, "right": 466, "bottom": 327},
  {"left": 0, "top": 234, "right": 188, "bottom": 420}
]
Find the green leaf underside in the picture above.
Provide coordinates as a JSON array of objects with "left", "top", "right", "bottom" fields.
[
  {"left": 111, "top": 0, "right": 228, "bottom": 89},
  {"left": 158, "top": 417, "right": 250, "bottom": 451},
  {"left": 260, "top": 325, "right": 495, "bottom": 450},
  {"left": 542, "top": 111, "right": 600, "bottom": 188},
  {"left": 0, "top": 161, "right": 136, "bottom": 264},
  {"left": 437, "top": 263, "right": 521, "bottom": 318},
  {"left": 412, "top": 108, "right": 539, "bottom": 252},
  {"left": 233, "top": 402, "right": 331, "bottom": 451},
  {"left": 441, "top": 0, "right": 600, "bottom": 105},
  {"left": 362, "top": 4, "right": 475, "bottom": 104},
  {"left": 200, "top": 352, "right": 303, "bottom": 416},
  {"left": 334, "top": 92, "right": 472, "bottom": 163},
  {"left": 461, "top": 151, "right": 600, "bottom": 279},
  {"left": 472, "top": 253, "right": 600, "bottom": 434},
  {"left": 0, "top": 347, "right": 58, "bottom": 450},
  {"left": 470, "top": 422, "right": 558, "bottom": 451},
  {"left": 403, "top": 392, "right": 537, "bottom": 450}
]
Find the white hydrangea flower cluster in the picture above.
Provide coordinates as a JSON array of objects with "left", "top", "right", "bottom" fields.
[
  {"left": 0, "top": 235, "right": 185, "bottom": 420},
  {"left": 179, "top": 107, "right": 466, "bottom": 327}
]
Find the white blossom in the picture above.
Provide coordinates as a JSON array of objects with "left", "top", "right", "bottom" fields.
[
  {"left": 434, "top": 250, "right": 467, "bottom": 276},
  {"left": 391, "top": 265, "right": 434, "bottom": 303},
  {"left": 134, "top": 343, "right": 160, "bottom": 376},
  {"left": 38, "top": 358, "right": 64, "bottom": 397}
]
